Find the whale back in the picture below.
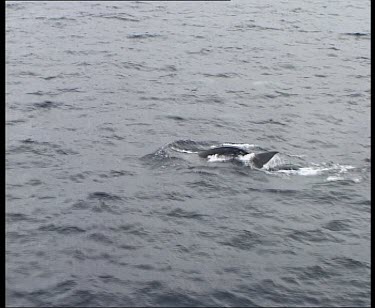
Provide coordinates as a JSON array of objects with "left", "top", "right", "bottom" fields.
[
  {"left": 198, "top": 146, "right": 250, "bottom": 158},
  {"left": 198, "top": 147, "right": 278, "bottom": 168},
  {"left": 252, "top": 151, "right": 279, "bottom": 168}
]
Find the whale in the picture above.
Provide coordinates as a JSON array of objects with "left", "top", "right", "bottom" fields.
[{"left": 198, "top": 146, "right": 278, "bottom": 168}]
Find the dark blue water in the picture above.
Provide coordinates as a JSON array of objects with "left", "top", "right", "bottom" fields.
[{"left": 6, "top": 1, "right": 370, "bottom": 307}]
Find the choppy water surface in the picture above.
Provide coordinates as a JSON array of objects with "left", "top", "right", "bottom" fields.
[{"left": 6, "top": 1, "right": 370, "bottom": 307}]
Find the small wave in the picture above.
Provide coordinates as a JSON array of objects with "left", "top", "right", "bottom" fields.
[
  {"left": 186, "top": 48, "right": 211, "bottom": 55},
  {"left": 343, "top": 32, "right": 370, "bottom": 37},
  {"left": 6, "top": 118, "right": 27, "bottom": 125},
  {"left": 102, "top": 15, "right": 139, "bottom": 22},
  {"left": 87, "top": 192, "right": 122, "bottom": 201},
  {"left": 27, "top": 90, "right": 59, "bottom": 96},
  {"left": 127, "top": 33, "right": 162, "bottom": 39},
  {"left": 166, "top": 208, "right": 207, "bottom": 220},
  {"left": 41, "top": 75, "right": 60, "bottom": 80},
  {"left": 60, "top": 288, "right": 123, "bottom": 307},
  {"left": 8, "top": 139, "right": 78, "bottom": 158},
  {"left": 69, "top": 173, "right": 88, "bottom": 183},
  {"left": 25, "top": 179, "right": 43, "bottom": 186},
  {"left": 6, "top": 213, "right": 34, "bottom": 222},
  {"left": 87, "top": 232, "right": 114, "bottom": 245},
  {"left": 56, "top": 87, "right": 82, "bottom": 93},
  {"left": 48, "top": 17, "right": 76, "bottom": 21},
  {"left": 201, "top": 72, "right": 240, "bottom": 78},
  {"left": 252, "top": 119, "right": 287, "bottom": 126},
  {"left": 332, "top": 256, "right": 370, "bottom": 270},
  {"left": 121, "top": 61, "right": 154, "bottom": 71},
  {"left": 231, "top": 23, "right": 282, "bottom": 32},
  {"left": 38, "top": 224, "right": 86, "bottom": 235},
  {"left": 323, "top": 219, "right": 351, "bottom": 231},
  {"left": 159, "top": 65, "right": 178, "bottom": 72},
  {"left": 170, "top": 147, "right": 198, "bottom": 154},
  {"left": 164, "top": 115, "right": 186, "bottom": 121},
  {"left": 113, "top": 223, "right": 148, "bottom": 236},
  {"left": 220, "top": 230, "right": 262, "bottom": 250},
  {"left": 99, "top": 170, "right": 136, "bottom": 178},
  {"left": 288, "top": 228, "right": 338, "bottom": 243}
]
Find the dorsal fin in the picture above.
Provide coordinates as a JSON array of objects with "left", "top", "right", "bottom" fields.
[{"left": 252, "top": 151, "right": 278, "bottom": 168}]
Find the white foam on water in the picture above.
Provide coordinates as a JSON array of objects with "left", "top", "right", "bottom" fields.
[
  {"left": 207, "top": 154, "right": 231, "bottom": 162},
  {"left": 326, "top": 175, "right": 361, "bottom": 183},
  {"left": 276, "top": 167, "right": 328, "bottom": 176},
  {"left": 274, "top": 164, "right": 357, "bottom": 177},
  {"left": 337, "top": 165, "right": 355, "bottom": 173},
  {"left": 326, "top": 176, "right": 345, "bottom": 181},
  {"left": 220, "top": 143, "right": 257, "bottom": 150},
  {"left": 236, "top": 153, "right": 255, "bottom": 160},
  {"left": 236, "top": 153, "right": 255, "bottom": 165},
  {"left": 207, "top": 152, "right": 258, "bottom": 165}
]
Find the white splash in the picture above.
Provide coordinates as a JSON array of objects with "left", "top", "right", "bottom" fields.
[
  {"left": 236, "top": 153, "right": 256, "bottom": 167},
  {"left": 326, "top": 176, "right": 345, "bottom": 181},
  {"left": 326, "top": 175, "right": 361, "bottom": 183},
  {"left": 207, "top": 154, "right": 231, "bottom": 162},
  {"left": 220, "top": 143, "right": 257, "bottom": 150},
  {"left": 274, "top": 164, "right": 356, "bottom": 177},
  {"left": 336, "top": 165, "right": 355, "bottom": 173},
  {"left": 275, "top": 167, "right": 326, "bottom": 176},
  {"left": 206, "top": 152, "right": 258, "bottom": 165}
]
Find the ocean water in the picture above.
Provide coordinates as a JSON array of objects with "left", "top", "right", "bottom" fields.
[{"left": 6, "top": 1, "right": 371, "bottom": 307}]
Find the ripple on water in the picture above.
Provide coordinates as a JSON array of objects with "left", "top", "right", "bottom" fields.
[
  {"left": 33, "top": 100, "right": 62, "bottom": 110},
  {"left": 38, "top": 224, "right": 86, "bottom": 235},
  {"left": 87, "top": 191, "right": 122, "bottom": 201},
  {"left": 287, "top": 228, "right": 342, "bottom": 244},
  {"left": 322, "top": 219, "right": 352, "bottom": 231},
  {"left": 70, "top": 195, "right": 123, "bottom": 214},
  {"left": 166, "top": 207, "right": 207, "bottom": 220},
  {"left": 219, "top": 229, "right": 263, "bottom": 250},
  {"left": 87, "top": 232, "right": 114, "bottom": 245}
]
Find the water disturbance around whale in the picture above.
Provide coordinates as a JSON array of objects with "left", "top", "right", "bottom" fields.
[{"left": 198, "top": 146, "right": 279, "bottom": 168}]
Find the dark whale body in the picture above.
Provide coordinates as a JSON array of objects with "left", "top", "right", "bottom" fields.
[
  {"left": 198, "top": 146, "right": 278, "bottom": 168},
  {"left": 198, "top": 146, "right": 249, "bottom": 158}
]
